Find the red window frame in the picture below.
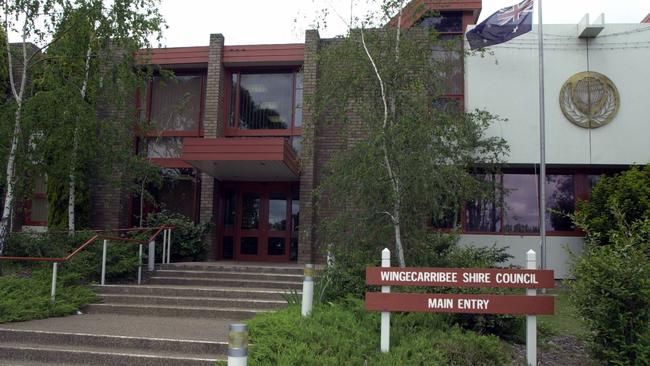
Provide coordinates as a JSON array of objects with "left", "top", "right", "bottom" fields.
[
  {"left": 223, "top": 68, "right": 303, "bottom": 138},
  {"left": 130, "top": 69, "right": 206, "bottom": 226}
]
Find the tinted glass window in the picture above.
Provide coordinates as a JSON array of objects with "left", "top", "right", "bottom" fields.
[
  {"left": 418, "top": 12, "right": 464, "bottom": 33},
  {"left": 465, "top": 174, "right": 501, "bottom": 232},
  {"left": 546, "top": 175, "right": 575, "bottom": 231},
  {"left": 268, "top": 237, "right": 285, "bottom": 256},
  {"left": 503, "top": 174, "right": 539, "bottom": 233},
  {"left": 150, "top": 75, "right": 202, "bottom": 131},
  {"left": 239, "top": 73, "right": 293, "bottom": 130},
  {"left": 241, "top": 193, "right": 260, "bottom": 230},
  {"left": 268, "top": 193, "right": 287, "bottom": 231}
]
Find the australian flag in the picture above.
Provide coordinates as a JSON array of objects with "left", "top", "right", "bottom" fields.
[{"left": 466, "top": 0, "right": 534, "bottom": 49}]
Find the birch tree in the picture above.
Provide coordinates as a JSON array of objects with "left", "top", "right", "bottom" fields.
[
  {"left": 30, "top": 0, "right": 164, "bottom": 233},
  {"left": 313, "top": 1, "right": 508, "bottom": 267},
  {"left": 0, "top": 0, "right": 62, "bottom": 255},
  {"left": 0, "top": 0, "right": 164, "bottom": 252}
]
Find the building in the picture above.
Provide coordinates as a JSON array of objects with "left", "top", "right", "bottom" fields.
[
  {"left": 13, "top": 1, "right": 649, "bottom": 278},
  {"left": 464, "top": 16, "right": 650, "bottom": 277}
]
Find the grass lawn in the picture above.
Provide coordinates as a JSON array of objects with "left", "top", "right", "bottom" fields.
[{"left": 538, "top": 284, "right": 588, "bottom": 339}]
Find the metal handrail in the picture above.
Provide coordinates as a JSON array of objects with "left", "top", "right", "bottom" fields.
[{"left": 0, "top": 225, "right": 174, "bottom": 303}]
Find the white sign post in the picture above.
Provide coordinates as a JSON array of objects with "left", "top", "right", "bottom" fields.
[
  {"left": 380, "top": 248, "right": 390, "bottom": 353},
  {"left": 526, "top": 249, "right": 537, "bottom": 366}
]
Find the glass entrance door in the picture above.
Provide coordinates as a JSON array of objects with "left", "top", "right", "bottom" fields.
[{"left": 218, "top": 182, "right": 298, "bottom": 261}]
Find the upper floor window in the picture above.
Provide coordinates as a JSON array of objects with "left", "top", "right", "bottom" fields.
[
  {"left": 227, "top": 70, "right": 303, "bottom": 134},
  {"left": 141, "top": 73, "right": 205, "bottom": 133},
  {"left": 418, "top": 11, "right": 464, "bottom": 33}
]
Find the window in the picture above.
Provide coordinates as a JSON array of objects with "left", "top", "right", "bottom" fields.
[
  {"left": 226, "top": 70, "right": 303, "bottom": 135},
  {"left": 431, "top": 35, "right": 463, "bottom": 95},
  {"left": 131, "top": 168, "right": 198, "bottom": 225},
  {"left": 465, "top": 174, "right": 501, "bottom": 232},
  {"left": 138, "top": 71, "right": 205, "bottom": 161},
  {"left": 503, "top": 174, "right": 539, "bottom": 233},
  {"left": 446, "top": 169, "right": 618, "bottom": 235},
  {"left": 149, "top": 75, "right": 203, "bottom": 131},
  {"left": 25, "top": 175, "right": 48, "bottom": 226},
  {"left": 545, "top": 175, "right": 575, "bottom": 231},
  {"left": 418, "top": 12, "right": 464, "bottom": 33},
  {"left": 145, "top": 137, "right": 184, "bottom": 158}
]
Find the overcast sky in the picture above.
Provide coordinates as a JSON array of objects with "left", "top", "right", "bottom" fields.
[{"left": 157, "top": 0, "right": 650, "bottom": 47}]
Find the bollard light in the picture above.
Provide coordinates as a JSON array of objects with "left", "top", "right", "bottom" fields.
[
  {"left": 228, "top": 323, "right": 248, "bottom": 366},
  {"left": 301, "top": 263, "right": 314, "bottom": 317}
]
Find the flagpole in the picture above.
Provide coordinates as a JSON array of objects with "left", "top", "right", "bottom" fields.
[{"left": 537, "top": 0, "right": 547, "bottom": 271}]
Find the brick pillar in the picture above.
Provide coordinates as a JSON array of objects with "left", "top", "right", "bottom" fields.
[
  {"left": 298, "top": 30, "right": 321, "bottom": 264},
  {"left": 199, "top": 34, "right": 225, "bottom": 259}
]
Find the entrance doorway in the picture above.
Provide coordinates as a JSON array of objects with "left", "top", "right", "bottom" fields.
[{"left": 217, "top": 182, "right": 299, "bottom": 261}]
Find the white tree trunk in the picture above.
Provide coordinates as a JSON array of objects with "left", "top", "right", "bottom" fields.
[
  {"left": 0, "top": 12, "right": 29, "bottom": 254},
  {"left": 68, "top": 41, "right": 93, "bottom": 234},
  {"left": 360, "top": 27, "right": 406, "bottom": 267},
  {"left": 0, "top": 105, "right": 23, "bottom": 254}
]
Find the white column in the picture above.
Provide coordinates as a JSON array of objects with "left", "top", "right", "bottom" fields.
[
  {"left": 526, "top": 249, "right": 537, "bottom": 366},
  {"left": 381, "top": 248, "right": 390, "bottom": 353},
  {"left": 50, "top": 262, "right": 58, "bottom": 303},
  {"left": 137, "top": 243, "right": 143, "bottom": 285},
  {"left": 166, "top": 229, "right": 172, "bottom": 263},
  {"left": 148, "top": 240, "right": 155, "bottom": 271},
  {"left": 301, "top": 264, "right": 314, "bottom": 317},
  {"left": 161, "top": 230, "right": 167, "bottom": 264},
  {"left": 101, "top": 239, "right": 108, "bottom": 286}
]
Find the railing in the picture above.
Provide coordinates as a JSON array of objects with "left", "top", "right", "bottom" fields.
[{"left": 0, "top": 226, "right": 173, "bottom": 303}]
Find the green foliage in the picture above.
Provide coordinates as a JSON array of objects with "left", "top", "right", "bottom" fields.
[
  {"left": 570, "top": 216, "right": 650, "bottom": 365},
  {"left": 312, "top": 17, "right": 508, "bottom": 269},
  {"left": 4, "top": 230, "right": 141, "bottom": 282},
  {"left": 222, "top": 298, "right": 510, "bottom": 366},
  {"left": 146, "top": 210, "right": 212, "bottom": 261},
  {"left": 569, "top": 166, "right": 650, "bottom": 364},
  {"left": 0, "top": 265, "right": 98, "bottom": 323},
  {"left": 573, "top": 165, "right": 650, "bottom": 246}
]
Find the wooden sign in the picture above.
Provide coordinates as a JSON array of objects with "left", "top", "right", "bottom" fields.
[
  {"left": 366, "top": 267, "right": 555, "bottom": 289},
  {"left": 365, "top": 292, "right": 555, "bottom": 315}
]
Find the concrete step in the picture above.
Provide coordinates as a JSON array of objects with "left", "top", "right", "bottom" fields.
[
  {"left": 94, "top": 284, "right": 293, "bottom": 300},
  {"left": 159, "top": 262, "right": 304, "bottom": 275},
  {"left": 148, "top": 276, "right": 303, "bottom": 290},
  {"left": 0, "top": 329, "right": 226, "bottom": 357},
  {"left": 84, "top": 303, "right": 268, "bottom": 319},
  {"left": 0, "top": 343, "right": 222, "bottom": 366},
  {"left": 99, "top": 293, "right": 287, "bottom": 309},
  {"left": 154, "top": 269, "right": 303, "bottom": 282}
]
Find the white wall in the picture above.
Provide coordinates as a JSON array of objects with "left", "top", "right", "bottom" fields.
[
  {"left": 462, "top": 22, "right": 650, "bottom": 278},
  {"left": 458, "top": 234, "right": 584, "bottom": 279},
  {"left": 466, "top": 24, "right": 650, "bottom": 166}
]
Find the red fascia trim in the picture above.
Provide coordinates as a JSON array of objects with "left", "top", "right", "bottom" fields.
[
  {"left": 150, "top": 158, "right": 193, "bottom": 168},
  {"left": 643, "top": 13, "right": 650, "bottom": 23},
  {"left": 137, "top": 46, "right": 209, "bottom": 65},
  {"left": 387, "top": 0, "right": 483, "bottom": 28},
  {"left": 223, "top": 44, "right": 304, "bottom": 64},
  {"left": 182, "top": 137, "right": 299, "bottom": 175}
]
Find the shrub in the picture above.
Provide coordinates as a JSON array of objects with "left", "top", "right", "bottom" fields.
[
  {"left": 145, "top": 210, "right": 212, "bottom": 261},
  {"left": 229, "top": 297, "right": 511, "bottom": 366},
  {"left": 0, "top": 266, "right": 98, "bottom": 323},
  {"left": 570, "top": 216, "right": 650, "bottom": 365},
  {"left": 574, "top": 165, "right": 650, "bottom": 246},
  {"left": 4, "top": 231, "right": 140, "bottom": 282}
]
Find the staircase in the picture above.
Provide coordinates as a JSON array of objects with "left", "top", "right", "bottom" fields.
[{"left": 0, "top": 262, "right": 304, "bottom": 365}]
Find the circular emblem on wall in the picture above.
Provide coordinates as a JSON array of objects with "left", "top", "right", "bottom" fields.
[{"left": 559, "top": 71, "right": 620, "bottom": 129}]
